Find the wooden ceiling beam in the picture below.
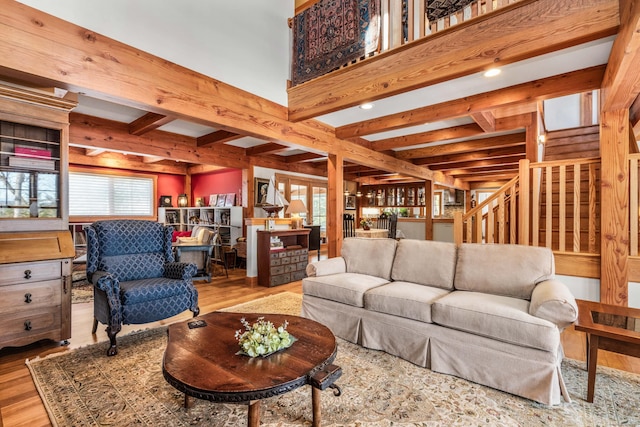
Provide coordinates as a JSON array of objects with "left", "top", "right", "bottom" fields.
[
  {"left": 452, "top": 172, "right": 518, "bottom": 181},
  {"left": 427, "top": 154, "right": 525, "bottom": 171},
  {"left": 245, "top": 142, "right": 290, "bottom": 156},
  {"left": 285, "top": 152, "right": 325, "bottom": 163},
  {"left": 370, "top": 123, "right": 484, "bottom": 151},
  {"left": 197, "top": 130, "right": 243, "bottom": 147},
  {"left": 601, "top": 0, "right": 640, "bottom": 111},
  {"left": 85, "top": 148, "right": 105, "bottom": 156},
  {"left": 69, "top": 146, "right": 188, "bottom": 175},
  {"left": 288, "top": 0, "right": 618, "bottom": 121},
  {"left": 446, "top": 164, "right": 520, "bottom": 176},
  {"left": 471, "top": 111, "right": 496, "bottom": 132},
  {"left": 336, "top": 66, "right": 606, "bottom": 139},
  {"left": 396, "top": 132, "right": 525, "bottom": 160},
  {"left": 69, "top": 113, "right": 326, "bottom": 177},
  {"left": 413, "top": 145, "right": 525, "bottom": 166},
  {"left": 128, "top": 112, "right": 174, "bottom": 135}
]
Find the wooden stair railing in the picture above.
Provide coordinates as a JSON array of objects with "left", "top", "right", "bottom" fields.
[{"left": 455, "top": 158, "right": 601, "bottom": 257}]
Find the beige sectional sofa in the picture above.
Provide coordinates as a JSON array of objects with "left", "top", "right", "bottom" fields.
[{"left": 301, "top": 237, "right": 578, "bottom": 405}]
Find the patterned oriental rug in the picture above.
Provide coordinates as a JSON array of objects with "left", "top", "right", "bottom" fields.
[
  {"left": 27, "top": 292, "right": 640, "bottom": 426},
  {"left": 291, "top": 0, "right": 381, "bottom": 86}
]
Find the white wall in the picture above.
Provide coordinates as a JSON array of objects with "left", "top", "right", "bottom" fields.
[
  {"left": 17, "top": 0, "right": 293, "bottom": 106},
  {"left": 557, "top": 275, "right": 640, "bottom": 309}
]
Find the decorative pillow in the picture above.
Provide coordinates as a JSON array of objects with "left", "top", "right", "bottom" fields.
[{"left": 171, "top": 230, "right": 192, "bottom": 242}]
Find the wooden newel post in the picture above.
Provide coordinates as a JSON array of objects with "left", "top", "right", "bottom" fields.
[{"left": 453, "top": 211, "right": 463, "bottom": 245}]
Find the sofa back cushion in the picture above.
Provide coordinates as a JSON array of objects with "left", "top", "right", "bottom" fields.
[
  {"left": 454, "top": 243, "right": 554, "bottom": 300},
  {"left": 341, "top": 237, "right": 398, "bottom": 280},
  {"left": 391, "top": 239, "right": 457, "bottom": 290}
]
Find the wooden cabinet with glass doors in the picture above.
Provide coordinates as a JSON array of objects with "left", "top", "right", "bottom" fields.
[{"left": 361, "top": 183, "right": 427, "bottom": 212}]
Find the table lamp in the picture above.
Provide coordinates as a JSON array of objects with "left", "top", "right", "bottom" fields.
[
  {"left": 285, "top": 199, "right": 307, "bottom": 229},
  {"left": 177, "top": 193, "right": 188, "bottom": 207}
]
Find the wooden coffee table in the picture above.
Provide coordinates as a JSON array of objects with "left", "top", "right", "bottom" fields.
[
  {"left": 162, "top": 311, "right": 341, "bottom": 427},
  {"left": 573, "top": 299, "right": 640, "bottom": 402}
]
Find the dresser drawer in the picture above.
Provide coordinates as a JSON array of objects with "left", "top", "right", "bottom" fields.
[
  {"left": 0, "top": 279, "right": 61, "bottom": 313},
  {"left": 0, "top": 307, "right": 61, "bottom": 346},
  {"left": 0, "top": 260, "right": 64, "bottom": 286}
]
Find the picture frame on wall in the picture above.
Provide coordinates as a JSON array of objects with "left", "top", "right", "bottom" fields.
[
  {"left": 216, "top": 195, "right": 226, "bottom": 207},
  {"left": 254, "top": 178, "right": 269, "bottom": 206},
  {"left": 345, "top": 195, "right": 356, "bottom": 210},
  {"left": 225, "top": 193, "right": 236, "bottom": 207},
  {"left": 209, "top": 194, "right": 218, "bottom": 207},
  {"left": 159, "top": 195, "right": 173, "bottom": 207}
]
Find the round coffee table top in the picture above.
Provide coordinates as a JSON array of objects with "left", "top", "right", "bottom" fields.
[{"left": 162, "top": 311, "right": 337, "bottom": 403}]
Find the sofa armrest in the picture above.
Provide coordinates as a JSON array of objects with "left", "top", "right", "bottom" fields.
[
  {"left": 306, "top": 257, "right": 347, "bottom": 277},
  {"left": 529, "top": 279, "right": 578, "bottom": 329},
  {"left": 164, "top": 262, "right": 198, "bottom": 280}
]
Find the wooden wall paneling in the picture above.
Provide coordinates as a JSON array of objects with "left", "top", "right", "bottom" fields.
[
  {"left": 599, "top": 109, "right": 630, "bottom": 305},
  {"left": 630, "top": 157, "right": 638, "bottom": 256},
  {"left": 574, "top": 163, "right": 582, "bottom": 252},
  {"left": 588, "top": 162, "right": 598, "bottom": 253},
  {"left": 518, "top": 159, "right": 530, "bottom": 245}
]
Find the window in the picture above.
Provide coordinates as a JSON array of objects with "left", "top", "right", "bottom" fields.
[
  {"left": 275, "top": 173, "right": 327, "bottom": 233},
  {"left": 69, "top": 170, "right": 155, "bottom": 217}
]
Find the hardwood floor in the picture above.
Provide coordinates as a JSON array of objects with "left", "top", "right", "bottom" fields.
[{"left": 0, "top": 262, "right": 639, "bottom": 426}]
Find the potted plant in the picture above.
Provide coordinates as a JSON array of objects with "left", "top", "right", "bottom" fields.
[{"left": 360, "top": 218, "right": 372, "bottom": 230}]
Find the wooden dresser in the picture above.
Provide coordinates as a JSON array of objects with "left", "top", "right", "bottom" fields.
[
  {"left": 0, "top": 231, "right": 75, "bottom": 349},
  {"left": 257, "top": 229, "right": 310, "bottom": 287}
]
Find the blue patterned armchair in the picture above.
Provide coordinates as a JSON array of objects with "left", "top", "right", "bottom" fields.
[{"left": 85, "top": 220, "right": 199, "bottom": 356}]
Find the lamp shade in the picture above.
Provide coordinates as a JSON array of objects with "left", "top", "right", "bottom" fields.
[
  {"left": 285, "top": 199, "right": 307, "bottom": 215},
  {"left": 177, "top": 193, "right": 188, "bottom": 207}
]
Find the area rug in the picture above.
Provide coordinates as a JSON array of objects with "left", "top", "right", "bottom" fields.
[
  {"left": 71, "top": 269, "right": 93, "bottom": 304},
  {"left": 291, "top": 0, "right": 381, "bottom": 86},
  {"left": 27, "top": 292, "right": 640, "bottom": 426}
]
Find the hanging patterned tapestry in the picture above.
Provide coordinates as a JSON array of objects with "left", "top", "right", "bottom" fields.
[
  {"left": 427, "top": 0, "right": 475, "bottom": 21},
  {"left": 291, "top": 0, "right": 381, "bottom": 86}
]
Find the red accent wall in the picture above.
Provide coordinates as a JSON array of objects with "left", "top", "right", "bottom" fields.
[
  {"left": 192, "top": 169, "right": 242, "bottom": 206},
  {"left": 157, "top": 174, "right": 185, "bottom": 206}
]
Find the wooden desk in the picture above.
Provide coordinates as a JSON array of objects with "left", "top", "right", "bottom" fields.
[
  {"left": 574, "top": 299, "right": 640, "bottom": 402},
  {"left": 355, "top": 228, "right": 388, "bottom": 238},
  {"left": 173, "top": 242, "right": 214, "bottom": 282},
  {"left": 163, "top": 312, "right": 341, "bottom": 427}
]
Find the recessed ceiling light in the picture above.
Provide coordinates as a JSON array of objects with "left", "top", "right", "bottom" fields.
[
  {"left": 484, "top": 68, "right": 501, "bottom": 78},
  {"left": 359, "top": 103, "right": 374, "bottom": 110}
]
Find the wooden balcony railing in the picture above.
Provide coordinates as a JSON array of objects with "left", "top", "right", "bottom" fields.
[
  {"left": 454, "top": 158, "right": 601, "bottom": 257},
  {"left": 292, "top": 0, "right": 523, "bottom": 84}
]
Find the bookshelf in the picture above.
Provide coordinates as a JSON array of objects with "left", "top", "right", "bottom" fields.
[{"left": 158, "top": 206, "right": 243, "bottom": 246}]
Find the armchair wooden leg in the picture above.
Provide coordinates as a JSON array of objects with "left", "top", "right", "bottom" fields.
[
  {"left": 91, "top": 317, "right": 98, "bottom": 334},
  {"left": 193, "top": 307, "right": 200, "bottom": 317},
  {"left": 106, "top": 326, "right": 118, "bottom": 357}
]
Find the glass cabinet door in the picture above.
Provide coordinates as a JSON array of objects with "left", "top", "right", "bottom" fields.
[{"left": 0, "top": 121, "right": 61, "bottom": 220}]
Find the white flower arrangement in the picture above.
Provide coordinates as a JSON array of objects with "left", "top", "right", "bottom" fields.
[{"left": 235, "top": 316, "right": 296, "bottom": 357}]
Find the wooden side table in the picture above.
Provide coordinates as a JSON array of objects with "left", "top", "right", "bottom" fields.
[{"left": 573, "top": 299, "right": 640, "bottom": 402}]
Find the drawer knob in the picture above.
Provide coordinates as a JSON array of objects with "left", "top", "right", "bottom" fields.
[
  {"left": 24, "top": 320, "right": 32, "bottom": 331},
  {"left": 24, "top": 269, "right": 32, "bottom": 279},
  {"left": 24, "top": 293, "right": 32, "bottom": 303}
]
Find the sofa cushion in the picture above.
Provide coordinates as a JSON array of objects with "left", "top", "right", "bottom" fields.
[
  {"left": 364, "top": 281, "right": 450, "bottom": 323},
  {"left": 391, "top": 240, "right": 457, "bottom": 290},
  {"left": 341, "top": 238, "right": 398, "bottom": 280},
  {"left": 454, "top": 243, "right": 554, "bottom": 300},
  {"left": 432, "top": 291, "right": 559, "bottom": 352},
  {"left": 302, "top": 273, "right": 390, "bottom": 307}
]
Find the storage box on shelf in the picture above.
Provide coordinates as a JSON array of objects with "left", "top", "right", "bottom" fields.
[
  {"left": 257, "top": 229, "right": 310, "bottom": 287},
  {"left": 158, "top": 206, "right": 243, "bottom": 246}
]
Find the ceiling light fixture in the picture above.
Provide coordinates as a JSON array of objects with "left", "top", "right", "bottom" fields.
[
  {"left": 483, "top": 68, "right": 501, "bottom": 78},
  {"left": 359, "top": 103, "right": 374, "bottom": 110}
]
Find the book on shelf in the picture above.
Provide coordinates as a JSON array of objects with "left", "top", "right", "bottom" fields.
[{"left": 8, "top": 155, "right": 55, "bottom": 171}]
